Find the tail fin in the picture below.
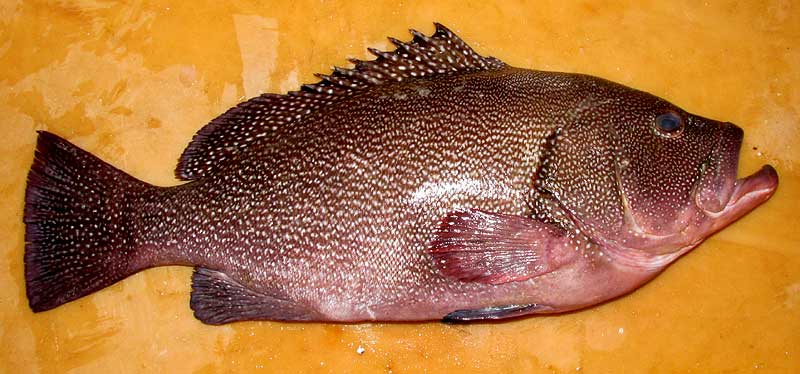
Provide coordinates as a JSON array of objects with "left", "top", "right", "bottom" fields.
[{"left": 24, "top": 131, "right": 155, "bottom": 312}]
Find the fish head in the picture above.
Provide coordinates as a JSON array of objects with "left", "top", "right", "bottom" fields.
[{"left": 537, "top": 76, "right": 779, "bottom": 269}]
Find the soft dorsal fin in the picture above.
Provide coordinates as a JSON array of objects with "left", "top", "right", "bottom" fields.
[
  {"left": 176, "top": 23, "right": 507, "bottom": 180},
  {"left": 176, "top": 93, "right": 330, "bottom": 180}
]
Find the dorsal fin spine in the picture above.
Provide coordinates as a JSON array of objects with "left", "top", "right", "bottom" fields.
[
  {"left": 409, "top": 29, "right": 432, "bottom": 44},
  {"left": 368, "top": 47, "right": 395, "bottom": 61},
  {"left": 388, "top": 37, "right": 405, "bottom": 48}
]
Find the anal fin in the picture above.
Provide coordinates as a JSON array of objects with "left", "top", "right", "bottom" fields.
[{"left": 190, "top": 268, "right": 318, "bottom": 325}]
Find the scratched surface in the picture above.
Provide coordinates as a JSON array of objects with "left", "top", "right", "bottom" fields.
[{"left": 1, "top": 1, "right": 798, "bottom": 373}]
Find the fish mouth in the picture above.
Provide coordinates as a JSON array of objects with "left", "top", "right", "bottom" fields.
[
  {"left": 702, "top": 164, "right": 778, "bottom": 221},
  {"left": 696, "top": 122, "right": 779, "bottom": 223}
]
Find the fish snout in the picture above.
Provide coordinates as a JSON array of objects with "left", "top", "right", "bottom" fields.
[
  {"left": 696, "top": 120, "right": 778, "bottom": 224},
  {"left": 693, "top": 122, "right": 743, "bottom": 214},
  {"left": 723, "top": 121, "right": 744, "bottom": 143}
]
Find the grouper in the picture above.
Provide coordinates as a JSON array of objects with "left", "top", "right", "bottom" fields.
[{"left": 24, "top": 24, "right": 779, "bottom": 324}]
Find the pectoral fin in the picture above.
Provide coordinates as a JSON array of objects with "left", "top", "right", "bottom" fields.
[{"left": 428, "top": 209, "right": 577, "bottom": 284}]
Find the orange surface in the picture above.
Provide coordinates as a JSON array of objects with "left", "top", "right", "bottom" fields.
[{"left": 1, "top": 1, "right": 798, "bottom": 373}]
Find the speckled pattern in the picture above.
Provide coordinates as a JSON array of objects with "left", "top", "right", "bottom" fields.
[
  {"left": 3, "top": 2, "right": 798, "bottom": 373},
  {"left": 23, "top": 25, "right": 776, "bottom": 325}
]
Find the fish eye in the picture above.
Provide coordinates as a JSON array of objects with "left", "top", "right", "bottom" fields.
[{"left": 655, "top": 112, "right": 683, "bottom": 134}]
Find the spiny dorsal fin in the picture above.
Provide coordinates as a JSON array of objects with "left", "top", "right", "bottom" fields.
[
  {"left": 293, "top": 23, "right": 506, "bottom": 98},
  {"left": 176, "top": 23, "right": 507, "bottom": 180}
]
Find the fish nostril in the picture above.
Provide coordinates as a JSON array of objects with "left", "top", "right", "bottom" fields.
[
  {"left": 724, "top": 122, "right": 744, "bottom": 133},
  {"left": 723, "top": 122, "right": 744, "bottom": 139}
]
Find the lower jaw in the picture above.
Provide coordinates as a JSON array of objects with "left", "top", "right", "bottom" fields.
[{"left": 702, "top": 165, "right": 778, "bottom": 222}]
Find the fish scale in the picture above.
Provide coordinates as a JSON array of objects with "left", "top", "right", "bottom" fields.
[{"left": 23, "top": 24, "right": 778, "bottom": 324}]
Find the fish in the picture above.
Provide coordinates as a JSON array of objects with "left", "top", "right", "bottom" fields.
[{"left": 24, "top": 23, "right": 779, "bottom": 325}]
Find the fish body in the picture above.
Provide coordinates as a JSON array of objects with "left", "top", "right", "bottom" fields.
[{"left": 24, "top": 24, "right": 778, "bottom": 324}]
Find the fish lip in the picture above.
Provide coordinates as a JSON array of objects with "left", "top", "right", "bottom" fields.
[{"left": 702, "top": 164, "right": 779, "bottom": 220}]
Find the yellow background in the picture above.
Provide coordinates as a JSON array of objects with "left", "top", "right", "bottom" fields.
[{"left": 1, "top": 1, "right": 798, "bottom": 373}]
